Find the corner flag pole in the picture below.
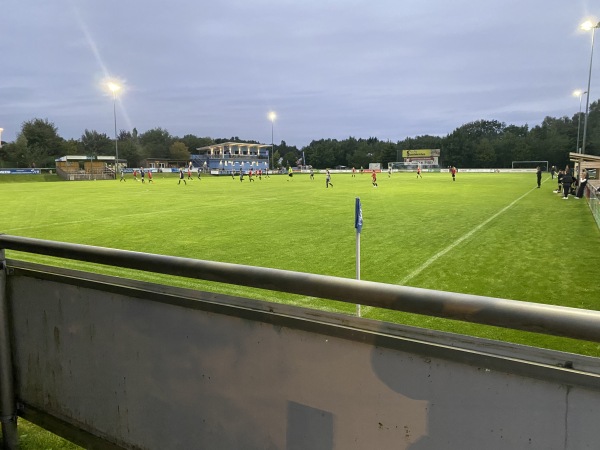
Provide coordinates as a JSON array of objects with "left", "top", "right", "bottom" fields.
[{"left": 355, "top": 197, "right": 363, "bottom": 317}]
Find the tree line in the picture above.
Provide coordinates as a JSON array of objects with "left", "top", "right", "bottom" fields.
[{"left": 1, "top": 100, "right": 598, "bottom": 170}]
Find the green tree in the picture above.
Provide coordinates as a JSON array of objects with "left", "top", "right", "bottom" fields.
[
  {"left": 272, "top": 150, "right": 282, "bottom": 168},
  {"left": 1, "top": 134, "right": 31, "bottom": 167},
  {"left": 473, "top": 138, "right": 496, "bottom": 167},
  {"left": 80, "top": 130, "right": 113, "bottom": 156},
  {"left": 582, "top": 100, "right": 600, "bottom": 155},
  {"left": 139, "top": 128, "right": 172, "bottom": 159},
  {"left": 116, "top": 131, "right": 142, "bottom": 167},
  {"left": 528, "top": 117, "right": 571, "bottom": 168},
  {"left": 494, "top": 125, "right": 529, "bottom": 167},
  {"left": 348, "top": 140, "right": 372, "bottom": 168},
  {"left": 444, "top": 120, "right": 505, "bottom": 168},
  {"left": 20, "top": 118, "right": 65, "bottom": 167},
  {"left": 169, "top": 141, "right": 191, "bottom": 161},
  {"left": 63, "top": 139, "right": 79, "bottom": 156},
  {"left": 304, "top": 139, "right": 337, "bottom": 168},
  {"left": 180, "top": 135, "right": 213, "bottom": 153}
]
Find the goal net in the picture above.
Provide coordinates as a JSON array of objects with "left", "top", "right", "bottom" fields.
[{"left": 388, "top": 161, "right": 423, "bottom": 171}]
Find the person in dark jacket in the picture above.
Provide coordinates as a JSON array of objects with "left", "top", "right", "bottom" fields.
[
  {"left": 555, "top": 170, "right": 564, "bottom": 193},
  {"left": 562, "top": 167, "right": 573, "bottom": 199},
  {"left": 536, "top": 166, "right": 542, "bottom": 188}
]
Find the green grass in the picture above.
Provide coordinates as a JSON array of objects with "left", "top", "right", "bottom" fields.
[
  {"left": 2, "top": 170, "right": 600, "bottom": 447},
  {"left": 0, "top": 419, "right": 82, "bottom": 449},
  {"left": 1, "top": 171, "right": 599, "bottom": 355}
]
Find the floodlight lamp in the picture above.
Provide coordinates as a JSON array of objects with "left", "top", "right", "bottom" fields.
[
  {"left": 268, "top": 112, "right": 276, "bottom": 122},
  {"left": 580, "top": 21, "right": 596, "bottom": 31},
  {"left": 107, "top": 82, "right": 121, "bottom": 93}
]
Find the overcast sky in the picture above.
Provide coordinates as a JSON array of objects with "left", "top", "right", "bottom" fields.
[{"left": 1, "top": 0, "right": 598, "bottom": 148}]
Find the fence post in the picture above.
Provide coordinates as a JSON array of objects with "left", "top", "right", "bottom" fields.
[{"left": 0, "top": 249, "right": 19, "bottom": 449}]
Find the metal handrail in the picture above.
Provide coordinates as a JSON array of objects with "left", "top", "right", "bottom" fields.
[{"left": 2, "top": 234, "right": 600, "bottom": 343}]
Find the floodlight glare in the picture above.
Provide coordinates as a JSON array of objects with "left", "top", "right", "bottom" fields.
[{"left": 107, "top": 82, "right": 121, "bottom": 93}]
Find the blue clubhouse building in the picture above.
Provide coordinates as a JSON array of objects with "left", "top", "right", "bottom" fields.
[{"left": 192, "top": 142, "right": 271, "bottom": 174}]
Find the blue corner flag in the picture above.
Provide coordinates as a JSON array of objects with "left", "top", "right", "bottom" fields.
[{"left": 355, "top": 197, "right": 363, "bottom": 233}]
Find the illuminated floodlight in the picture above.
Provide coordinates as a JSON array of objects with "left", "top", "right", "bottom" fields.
[
  {"left": 104, "top": 80, "right": 122, "bottom": 177},
  {"left": 268, "top": 112, "right": 277, "bottom": 170},
  {"left": 107, "top": 81, "right": 121, "bottom": 93},
  {"left": 580, "top": 21, "right": 595, "bottom": 31}
]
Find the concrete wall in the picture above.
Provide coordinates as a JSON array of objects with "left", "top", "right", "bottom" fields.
[{"left": 6, "top": 262, "right": 600, "bottom": 449}]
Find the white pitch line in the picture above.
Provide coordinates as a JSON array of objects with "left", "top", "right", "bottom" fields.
[
  {"left": 3, "top": 208, "right": 166, "bottom": 233},
  {"left": 397, "top": 184, "right": 542, "bottom": 286}
]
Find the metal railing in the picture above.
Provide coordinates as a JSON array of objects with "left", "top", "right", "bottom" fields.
[
  {"left": 2, "top": 234, "right": 600, "bottom": 449},
  {"left": 1, "top": 234, "right": 600, "bottom": 343}
]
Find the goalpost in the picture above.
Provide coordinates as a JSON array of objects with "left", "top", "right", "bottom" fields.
[
  {"left": 512, "top": 161, "right": 548, "bottom": 171},
  {"left": 389, "top": 161, "right": 421, "bottom": 171}
]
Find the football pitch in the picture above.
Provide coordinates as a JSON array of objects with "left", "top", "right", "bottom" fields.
[{"left": 2, "top": 171, "right": 600, "bottom": 356}]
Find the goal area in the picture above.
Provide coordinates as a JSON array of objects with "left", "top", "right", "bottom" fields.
[{"left": 512, "top": 161, "right": 548, "bottom": 171}]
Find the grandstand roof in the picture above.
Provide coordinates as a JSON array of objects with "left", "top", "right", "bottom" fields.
[
  {"left": 55, "top": 155, "right": 118, "bottom": 162},
  {"left": 196, "top": 142, "right": 270, "bottom": 152}
]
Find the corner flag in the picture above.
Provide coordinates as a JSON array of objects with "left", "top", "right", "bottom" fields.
[
  {"left": 355, "top": 197, "right": 363, "bottom": 317},
  {"left": 355, "top": 197, "right": 363, "bottom": 233}
]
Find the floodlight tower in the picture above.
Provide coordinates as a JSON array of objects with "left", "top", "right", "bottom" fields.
[
  {"left": 572, "top": 90, "right": 587, "bottom": 153},
  {"left": 107, "top": 82, "right": 121, "bottom": 176},
  {"left": 580, "top": 20, "right": 600, "bottom": 155},
  {"left": 268, "top": 111, "right": 276, "bottom": 170}
]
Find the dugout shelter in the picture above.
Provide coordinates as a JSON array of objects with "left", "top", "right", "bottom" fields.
[
  {"left": 570, "top": 152, "right": 600, "bottom": 183},
  {"left": 55, "top": 155, "right": 123, "bottom": 181}
]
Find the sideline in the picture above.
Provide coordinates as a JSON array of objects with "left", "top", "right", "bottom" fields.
[{"left": 396, "top": 178, "right": 551, "bottom": 286}]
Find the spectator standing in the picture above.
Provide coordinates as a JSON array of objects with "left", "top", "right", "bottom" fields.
[
  {"left": 575, "top": 170, "right": 588, "bottom": 199},
  {"left": 561, "top": 167, "right": 573, "bottom": 199}
]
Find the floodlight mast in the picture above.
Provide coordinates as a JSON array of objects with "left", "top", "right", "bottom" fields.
[
  {"left": 580, "top": 20, "right": 600, "bottom": 155},
  {"left": 572, "top": 90, "right": 587, "bottom": 153},
  {"left": 107, "top": 82, "right": 121, "bottom": 177},
  {"left": 269, "top": 112, "right": 276, "bottom": 170}
]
